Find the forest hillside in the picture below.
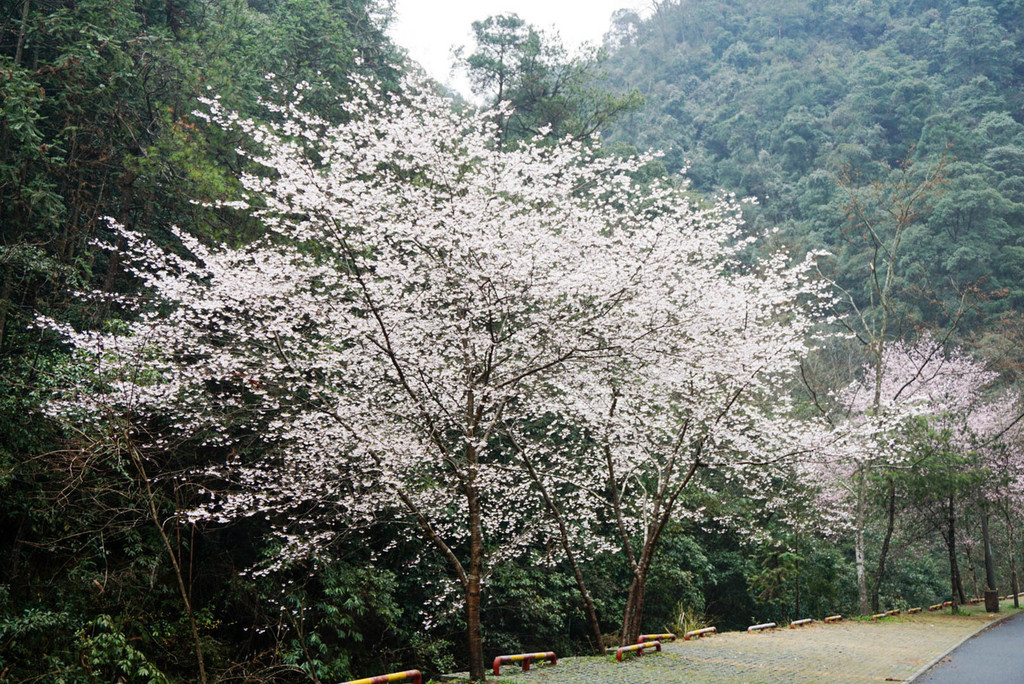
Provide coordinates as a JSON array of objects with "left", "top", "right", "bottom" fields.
[
  {"left": 603, "top": 0, "right": 1024, "bottom": 359},
  {"left": 3, "top": 1, "right": 1024, "bottom": 683}
]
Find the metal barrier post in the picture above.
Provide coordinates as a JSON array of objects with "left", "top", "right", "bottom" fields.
[
  {"left": 683, "top": 626, "right": 717, "bottom": 640},
  {"left": 341, "top": 670, "right": 422, "bottom": 684},
  {"left": 747, "top": 622, "right": 777, "bottom": 632},
  {"left": 492, "top": 651, "right": 557, "bottom": 676},
  {"left": 616, "top": 641, "right": 661, "bottom": 661}
]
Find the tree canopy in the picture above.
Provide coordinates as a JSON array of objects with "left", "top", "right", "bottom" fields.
[{"left": 5, "top": 1, "right": 1024, "bottom": 682}]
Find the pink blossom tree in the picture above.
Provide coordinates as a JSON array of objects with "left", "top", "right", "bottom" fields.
[
  {"left": 512, "top": 206, "right": 833, "bottom": 643},
  {"left": 823, "top": 157, "right": 958, "bottom": 614},
  {"left": 968, "top": 393, "right": 1024, "bottom": 605},
  {"left": 570, "top": 258, "right": 830, "bottom": 644},
  {"left": 45, "top": 74, "right": 830, "bottom": 678},
  {"left": 819, "top": 336, "right": 999, "bottom": 611}
]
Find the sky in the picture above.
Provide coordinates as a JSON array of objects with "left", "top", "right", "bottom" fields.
[{"left": 388, "top": 0, "right": 648, "bottom": 98}]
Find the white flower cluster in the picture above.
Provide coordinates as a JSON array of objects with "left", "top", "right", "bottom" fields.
[{"left": 46, "top": 73, "right": 833, "bottom": 626}]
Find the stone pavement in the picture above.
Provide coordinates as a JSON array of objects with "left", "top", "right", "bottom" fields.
[{"left": 469, "top": 603, "right": 1021, "bottom": 683}]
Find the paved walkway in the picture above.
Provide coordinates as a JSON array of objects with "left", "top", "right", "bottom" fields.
[
  {"left": 468, "top": 604, "right": 1021, "bottom": 683},
  {"left": 914, "top": 610, "right": 1024, "bottom": 684}
]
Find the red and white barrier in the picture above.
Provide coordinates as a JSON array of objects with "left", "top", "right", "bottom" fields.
[
  {"left": 748, "top": 622, "right": 777, "bottom": 632},
  {"left": 616, "top": 641, "right": 660, "bottom": 661},
  {"left": 684, "top": 626, "right": 717, "bottom": 640},
  {"left": 492, "top": 652, "right": 556, "bottom": 676},
  {"left": 342, "top": 670, "right": 421, "bottom": 684}
]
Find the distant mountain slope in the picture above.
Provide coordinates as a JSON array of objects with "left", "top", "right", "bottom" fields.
[{"left": 602, "top": 0, "right": 1024, "bottom": 339}]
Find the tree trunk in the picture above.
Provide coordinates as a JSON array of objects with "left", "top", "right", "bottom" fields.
[
  {"left": 1013, "top": 565, "right": 1020, "bottom": 610},
  {"left": 620, "top": 491, "right": 694, "bottom": 647},
  {"left": 606, "top": 398, "right": 702, "bottom": 646},
  {"left": 948, "top": 493, "right": 958, "bottom": 611},
  {"left": 795, "top": 527, "right": 801, "bottom": 618},
  {"left": 965, "top": 537, "right": 980, "bottom": 599},
  {"left": 854, "top": 464, "right": 870, "bottom": 615},
  {"left": 15, "top": 0, "right": 30, "bottom": 67},
  {"left": 955, "top": 563, "right": 967, "bottom": 605},
  {"left": 390, "top": 475, "right": 476, "bottom": 679},
  {"left": 465, "top": 570, "right": 484, "bottom": 682},
  {"left": 855, "top": 527, "right": 869, "bottom": 614},
  {"left": 465, "top": 450, "right": 486, "bottom": 682},
  {"left": 567, "top": 546, "right": 604, "bottom": 655},
  {"left": 0, "top": 273, "right": 12, "bottom": 354},
  {"left": 621, "top": 552, "right": 652, "bottom": 645},
  {"left": 871, "top": 480, "right": 896, "bottom": 613},
  {"left": 981, "top": 505, "right": 1000, "bottom": 611},
  {"left": 1009, "top": 519, "right": 1020, "bottom": 609},
  {"left": 982, "top": 505, "right": 997, "bottom": 591}
]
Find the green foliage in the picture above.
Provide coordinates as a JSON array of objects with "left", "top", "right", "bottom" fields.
[
  {"left": 0, "top": 1, "right": 407, "bottom": 681},
  {"left": 601, "top": 0, "right": 1024, "bottom": 332},
  {"left": 875, "top": 545, "right": 949, "bottom": 609},
  {"left": 482, "top": 563, "right": 581, "bottom": 655},
  {"left": 749, "top": 548, "right": 802, "bottom": 610},
  {"left": 667, "top": 599, "right": 709, "bottom": 636},
  {"left": 6, "top": 0, "right": 1024, "bottom": 679},
  {"left": 0, "top": 607, "right": 170, "bottom": 682},
  {"left": 459, "top": 13, "right": 642, "bottom": 143},
  {"left": 276, "top": 561, "right": 403, "bottom": 682},
  {"left": 74, "top": 615, "right": 170, "bottom": 684},
  {"left": 643, "top": 527, "right": 715, "bottom": 632}
]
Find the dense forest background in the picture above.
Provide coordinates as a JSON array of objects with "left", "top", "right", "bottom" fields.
[
  {"left": 2, "top": 0, "right": 1024, "bottom": 681},
  {"left": 601, "top": 0, "right": 1024, "bottom": 353}
]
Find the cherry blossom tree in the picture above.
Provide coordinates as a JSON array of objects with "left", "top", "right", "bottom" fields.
[
  {"left": 509, "top": 210, "right": 832, "bottom": 643},
  {"left": 968, "top": 392, "right": 1024, "bottom": 605},
  {"left": 824, "top": 157, "right": 959, "bottom": 614},
  {"left": 998, "top": 421, "right": 1024, "bottom": 608},
  {"left": 45, "top": 74, "right": 831, "bottom": 678},
  {"left": 581, "top": 264, "right": 830, "bottom": 642},
  {"left": 816, "top": 337, "right": 999, "bottom": 611}
]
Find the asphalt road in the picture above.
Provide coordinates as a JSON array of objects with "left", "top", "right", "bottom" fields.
[{"left": 915, "top": 610, "right": 1024, "bottom": 684}]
